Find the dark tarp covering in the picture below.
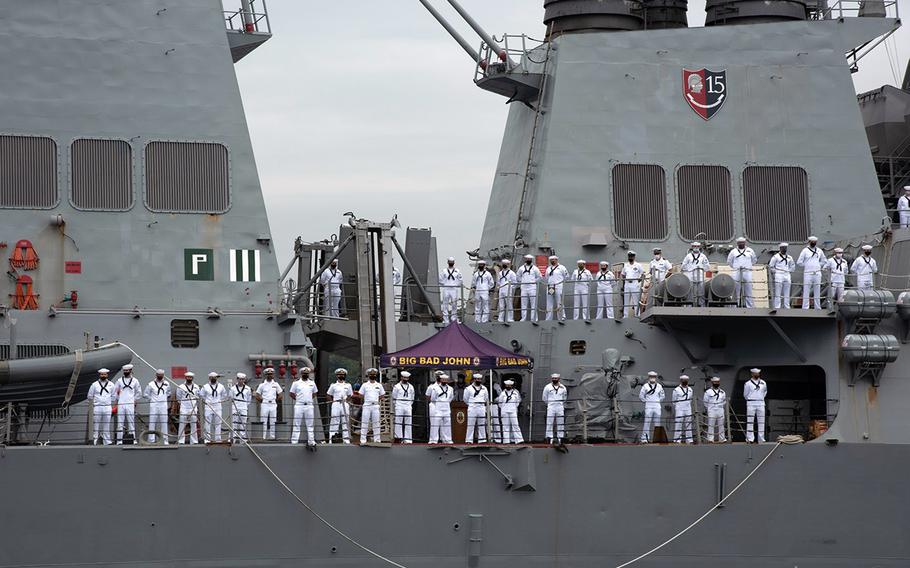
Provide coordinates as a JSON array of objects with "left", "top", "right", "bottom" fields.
[{"left": 380, "top": 322, "right": 533, "bottom": 369}]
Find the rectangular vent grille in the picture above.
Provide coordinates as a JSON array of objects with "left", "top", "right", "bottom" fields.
[
  {"left": 71, "top": 139, "right": 132, "bottom": 210},
  {"left": 0, "top": 135, "right": 57, "bottom": 208},
  {"left": 170, "top": 319, "right": 200, "bottom": 348},
  {"left": 677, "top": 165, "right": 734, "bottom": 241},
  {"left": 612, "top": 164, "right": 668, "bottom": 240},
  {"left": 743, "top": 166, "right": 810, "bottom": 242},
  {"left": 0, "top": 344, "right": 70, "bottom": 361},
  {"left": 145, "top": 142, "right": 229, "bottom": 213}
]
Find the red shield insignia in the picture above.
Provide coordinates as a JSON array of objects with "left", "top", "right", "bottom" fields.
[{"left": 682, "top": 68, "right": 727, "bottom": 120}]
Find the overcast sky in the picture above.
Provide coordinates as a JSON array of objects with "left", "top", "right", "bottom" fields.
[{"left": 231, "top": 0, "right": 908, "bottom": 269}]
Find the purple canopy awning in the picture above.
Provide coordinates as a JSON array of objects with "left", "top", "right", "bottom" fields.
[{"left": 380, "top": 322, "right": 533, "bottom": 370}]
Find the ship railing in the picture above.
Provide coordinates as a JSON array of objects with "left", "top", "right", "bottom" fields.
[
  {"left": 224, "top": 0, "right": 271, "bottom": 34},
  {"left": 875, "top": 155, "right": 910, "bottom": 199},
  {"left": 474, "top": 34, "right": 546, "bottom": 82},
  {"left": 809, "top": 0, "right": 900, "bottom": 20}
]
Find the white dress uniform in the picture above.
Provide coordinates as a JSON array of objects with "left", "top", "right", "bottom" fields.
[
  {"left": 326, "top": 381, "right": 354, "bottom": 443},
  {"left": 517, "top": 262, "right": 542, "bottom": 322},
  {"left": 638, "top": 380, "right": 665, "bottom": 442},
  {"left": 290, "top": 378, "right": 318, "bottom": 445},
  {"left": 490, "top": 383, "right": 503, "bottom": 443},
  {"left": 113, "top": 374, "right": 140, "bottom": 444},
  {"left": 744, "top": 376, "right": 768, "bottom": 443},
  {"left": 768, "top": 250, "right": 796, "bottom": 309},
  {"left": 438, "top": 265, "right": 463, "bottom": 324},
  {"left": 825, "top": 255, "right": 849, "bottom": 304},
  {"left": 319, "top": 265, "right": 344, "bottom": 317},
  {"left": 358, "top": 380, "right": 385, "bottom": 443},
  {"left": 703, "top": 384, "right": 727, "bottom": 442},
  {"left": 851, "top": 253, "right": 878, "bottom": 291},
  {"left": 898, "top": 191, "right": 910, "bottom": 228},
  {"left": 472, "top": 269, "right": 495, "bottom": 323},
  {"left": 497, "top": 387, "right": 523, "bottom": 444},
  {"left": 545, "top": 262, "right": 569, "bottom": 321},
  {"left": 200, "top": 380, "right": 227, "bottom": 443},
  {"left": 649, "top": 257, "right": 672, "bottom": 285},
  {"left": 681, "top": 250, "right": 710, "bottom": 306},
  {"left": 621, "top": 261, "right": 645, "bottom": 318},
  {"left": 571, "top": 266, "right": 594, "bottom": 320},
  {"left": 594, "top": 267, "right": 615, "bottom": 319},
  {"left": 256, "top": 379, "right": 283, "bottom": 440},
  {"left": 176, "top": 381, "right": 201, "bottom": 444},
  {"left": 542, "top": 381, "right": 568, "bottom": 443},
  {"left": 671, "top": 384, "right": 694, "bottom": 444},
  {"left": 427, "top": 381, "right": 455, "bottom": 443},
  {"left": 87, "top": 377, "right": 115, "bottom": 445},
  {"left": 496, "top": 266, "right": 518, "bottom": 322},
  {"left": 230, "top": 382, "right": 252, "bottom": 442},
  {"left": 797, "top": 244, "right": 827, "bottom": 310},
  {"left": 463, "top": 382, "right": 489, "bottom": 444},
  {"left": 391, "top": 380, "right": 415, "bottom": 443},
  {"left": 727, "top": 246, "right": 757, "bottom": 308},
  {"left": 143, "top": 378, "right": 170, "bottom": 444}
]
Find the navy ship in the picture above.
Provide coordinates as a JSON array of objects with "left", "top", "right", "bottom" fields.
[{"left": 2, "top": 0, "right": 910, "bottom": 566}]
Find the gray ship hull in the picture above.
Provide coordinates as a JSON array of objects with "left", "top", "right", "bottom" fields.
[{"left": 2, "top": 442, "right": 908, "bottom": 567}]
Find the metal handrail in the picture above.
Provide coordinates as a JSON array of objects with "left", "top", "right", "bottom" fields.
[{"left": 223, "top": 0, "right": 271, "bottom": 34}]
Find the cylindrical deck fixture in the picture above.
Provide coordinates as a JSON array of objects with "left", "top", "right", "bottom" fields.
[
  {"left": 705, "top": 0, "right": 808, "bottom": 26},
  {"left": 643, "top": 0, "right": 688, "bottom": 28},
  {"left": 543, "top": 0, "right": 645, "bottom": 37}
]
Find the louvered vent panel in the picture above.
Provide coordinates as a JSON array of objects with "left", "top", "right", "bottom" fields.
[
  {"left": 743, "top": 166, "right": 810, "bottom": 242},
  {"left": 0, "top": 135, "right": 57, "bottom": 208},
  {"left": 611, "top": 164, "right": 667, "bottom": 240},
  {"left": 145, "top": 142, "right": 229, "bottom": 213},
  {"left": 677, "top": 165, "right": 733, "bottom": 241},
  {"left": 170, "top": 319, "right": 200, "bottom": 348},
  {"left": 0, "top": 344, "right": 70, "bottom": 361},
  {"left": 71, "top": 139, "right": 132, "bottom": 210}
]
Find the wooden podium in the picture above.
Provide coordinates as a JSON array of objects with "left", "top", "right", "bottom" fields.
[{"left": 451, "top": 401, "right": 468, "bottom": 444}]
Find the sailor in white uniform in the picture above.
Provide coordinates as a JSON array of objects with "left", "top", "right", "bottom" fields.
[
  {"left": 649, "top": 248, "right": 672, "bottom": 286},
  {"left": 143, "top": 369, "right": 170, "bottom": 444},
  {"left": 438, "top": 257, "right": 463, "bottom": 324},
  {"left": 358, "top": 368, "right": 385, "bottom": 444},
  {"left": 542, "top": 373, "right": 568, "bottom": 444},
  {"left": 87, "top": 368, "right": 115, "bottom": 445},
  {"left": 545, "top": 255, "right": 569, "bottom": 321},
  {"left": 471, "top": 260, "right": 495, "bottom": 323},
  {"left": 326, "top": 369, "right": 353, "bottom": 444},
  {"left": 436, "top": 374, "right": 456, "bottom": 443},
  {"left": 898, "top": 186, "right": 910, "bottom": 229},
  {"left": 744, "top": 368, "right": 768, "bottom": 443},
  {"left": 391, "top": 371, "right": 415, "bottom": 443},
  {"left": 571, "top": 260, "right": 593, "bottom": 320},
  {"left": 518, "top": 255, "right": 542, "bottom": 322},
  {"left": 426, "top": 371, "right": 444, "bottom": 444},
  {"left": 825, "top": 247, "right": 849, "bottom": 305},
  {"left": 496, "top": 259, "right": 517, "bottom": 323},
  {"left": 638, "top": 371, "right": 664, "bottom": 443},
  {"left": 681, "top": 242, "right": 710, "bottom": 307},
  {"left": 463, "top": 372, "right": 489, "bottom": 444},
  {"left": 319, "top": 259, "right": 344, "bottom": 318},
  {"left": 797, "top": 236, "right": 827, "bottom": 310},
  {"left": 113, "top": 364, "right": 140, "bottom": 444},
  {"left": 851, "top": 245, "right": 878, "bottom": 291},
  {"left": 594, "top": 261, "right": 615, "bottom": 319},
  {"left": 703, "top": 376, "right": 726, "bottom": 443},
  {"left": 497, "top": 379, "right": 523, "bottom": 444},
  {"left": 672, "top": 375, "right": 694, "bottom": 444},
  {"left": 230, "top": 372, "right": 252, "bottom": 443},
  {"left": 621, "top": 251, "right": 645, "bottom": 318},
  {"left": 768, "top": 243, "right": 796, "bottom": 310},
  {"left": 289, "top": 367, "right": 318, "bottom": 446},
  {"left": 255, "top": 367, "right": 282, "bottom": 440},
  {"left": 727, "top": 237, "right": 757, "bottom": 308},
  {"left": 176, "top": 372, "right": 201, "bottom": 445},
  {"left": 200, "top": 372, "right": 227, "bottom": 443}
]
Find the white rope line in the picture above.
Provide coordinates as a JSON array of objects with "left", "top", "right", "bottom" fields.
[
  {"left": 112, "top": 342, "right": 408, "bottom": 568},
  {"left": 614, "top": 441, "right": 783, "bottom": 568}
]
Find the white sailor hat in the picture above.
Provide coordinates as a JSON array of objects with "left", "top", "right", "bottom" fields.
[
  {"left": 647, "top": 371, "right": 658, "bottom": 377},
  {"left": 236, "top": 372, "right": 247, "bottom": 380},
  {"left": 548, "top": 255, "right": 558, "bottom": 260},
  {"left": 155, "top": 369, "right": 165, "bottom": 375},
  {"left": 862, "top": 245, "right": 873, "bottom": 251},
  {"left": 779, "top": 242, "right": 789, "bottom": 248},
  {"left": 434, "top": 370, "right": 445, "bottom": 377},
  {"left": 122, "top": 364, "right": 134, "bottom": 371},
  {"left": 263, "top": 367, "right": 275, "bottom": 374},
  {"left": 750, "top": 368, "right": 761, "bottom": 374},
  {"left": 808, "top": 235, "right": 818, "bottom": 241},
  {"left": 184, "top": 371, "right": 195, "bottom": 378},
  {"left": 440, "top": 374, "right": 451, "bottom": 381},
  {"left": 504, "top": 379, "right": 515, "bottom": 386},
  {"left": 834, "top": 247, "right": 844, "bottom": 253},
  {"left": 208, "top": 372, "right": 220, "bottom": 379},
  {"left": 691, "top": 241, "right": 702, "bottom": 248},
  {"left": 905, "top": 186, "right": 910, "bottom": 191},
  {"left": 627, "top": 250, "right": 637, "bottom": 256},
  {"left": 523, "top": 254, "right": 534, "bottom": 260},
  {"left": 711, "top": 376, "right": 721, "bottom": 383},
  {"left": 599, "top": 260, "right": 609, "bottom": 266},
  {"left": 400, "top": 371, "right": 411, "bottom": 378},
  {"left": 501, "top": 258, "right": 511, "bottom": 264},
  {"left": 334, "top": 368, "right": 348, "bottom": 375},
  {"left": 477, "top": 259, "right": 487, "bottom": 264},
  {"left": 366, "top": 367, "right": 379, "bottom": 375},
  {"left": 550, "top": 373, "right": 561, "bottom": 379},
  {"left": 473, "top": 372, "right": 484, "bottom": 379},
  {"left": 652, "top": 247, "right": 661, "bottom": 253},
  {"left": 98, "top": 368, "right": 110, "bottom": 374},
  {"left": 679, "top": 374, "right": 690, "bottom": 381},
  {"left": 447, "top": 256, "right": 456, "bottom": 262},
  {"left": 736, "top": 237, "right": 746, "bottom": 243}
]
